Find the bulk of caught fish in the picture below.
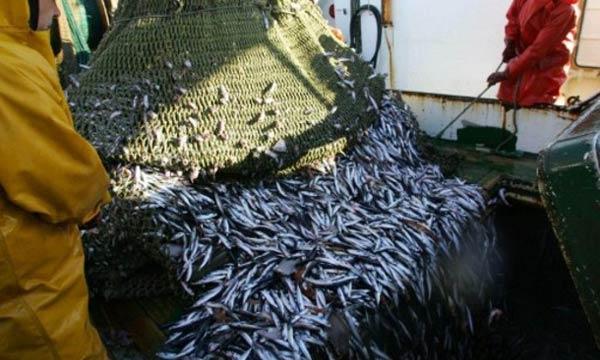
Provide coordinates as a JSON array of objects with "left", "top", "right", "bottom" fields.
[{"left": 87, "top": 95, "right": 496, "bottom": 359}]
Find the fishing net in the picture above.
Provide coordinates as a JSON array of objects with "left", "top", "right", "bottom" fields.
[
  {"left": 71, "top": 0, "right": 498, "bottom": 358},
  {"left": 74, "top": 0, "right": 385, "bottom": 297},
  {"left": 70, "top": 0, "right": 384, "bottom": 177}
]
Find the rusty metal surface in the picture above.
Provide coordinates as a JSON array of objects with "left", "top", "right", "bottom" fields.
[
  {"left": 403, "top": 91, "right": 578, "bottom": 154},
  {"left": 382, "top": 0, "right": 392, "bottom": 25}
]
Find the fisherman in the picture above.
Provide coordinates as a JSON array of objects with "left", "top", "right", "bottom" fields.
[
  {"left": 487, "top": 0, "right": 578, "bottom": 107},
  {"left": 0, "top": 0, "right": 111, "bottom": 358}
]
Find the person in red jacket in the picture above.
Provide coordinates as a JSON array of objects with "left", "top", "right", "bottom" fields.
[{"left": 487, "top": 0, "right": 578, "bottom": 107}]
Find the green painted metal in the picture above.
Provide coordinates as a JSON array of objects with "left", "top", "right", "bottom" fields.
[
  {"left": 425, "top": 138, "right": 541, "bottom": 208},
  {"left": 538, "top": 101, "right": 600, "bottom": 348},
  {"left": 457, "top": 126, "right": 517, "bottom": 152},
  {"left": 426, "top": 138, "right": 538, "bottom": 183}
]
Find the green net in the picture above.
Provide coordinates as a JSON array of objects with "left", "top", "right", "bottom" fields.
[
  {"left": 71, "top": 0, "right": 384, "bottom": 179},
  {"left": 72, "top": 0, "right": 385, "bottom": 298}
]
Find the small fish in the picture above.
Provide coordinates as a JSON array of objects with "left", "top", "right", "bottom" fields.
[
  {"left": 109, "top": 94, "right": 494, "bottom": 360},
  {"left": 219, "top": 85, "right": 230, "bottom": 104},
  {"left": 143, "top": 95, "right": 149, "bottom": 109},
  {"left": 264, "top": 82, "right": 277, "bottom": 96},
  {"left": 68, "top": 75, "right": 80, "bottom": 88},
  {"left": 109, "top": 111, "right": 122, "bottom": 120},
  {"left": 272, "top": 139, "right": 287, "bottom": 153},
  {"left": 262, "top": 10, "right": 270, "bottom": 29}
]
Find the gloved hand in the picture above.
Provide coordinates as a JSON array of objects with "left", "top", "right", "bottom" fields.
[
  {"left": 487, "top": 70, "right": 509, "bottom": 86},
  {"left": 502, "top": 39, "right": 517, "bottom": 63},
  {"left": 330, "top": 27, "right": 345, "bottom": 42}
]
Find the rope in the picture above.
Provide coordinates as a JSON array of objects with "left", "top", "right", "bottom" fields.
[{"left": 494, "top": 75, "right": 521, "bottom": 152}]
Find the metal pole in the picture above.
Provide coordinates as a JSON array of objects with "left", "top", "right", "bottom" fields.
[{"left": 435, "top": 61, "right": 504, "bottom": 139}]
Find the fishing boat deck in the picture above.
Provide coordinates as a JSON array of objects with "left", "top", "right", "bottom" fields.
[
  {"left": 426, "top": 139, "right": 541, "bottom": 206},
  {"left": 90, "top": 140, "right": 541, "bottom": 359}
]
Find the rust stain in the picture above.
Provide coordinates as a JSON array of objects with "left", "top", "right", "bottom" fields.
[
  {"left": 403, "top": 91, "right": 578, "bottom": 115},
  {"left": 382, "top": 0, "right": 393, "bottom": 26}
]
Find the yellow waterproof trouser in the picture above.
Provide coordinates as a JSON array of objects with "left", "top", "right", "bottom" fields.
[
  {"left": 0, "top": 2, "right": 111, "bottom": 359},
  {"left": 0, "top": 212, "right": 107, "bottom": 360}
]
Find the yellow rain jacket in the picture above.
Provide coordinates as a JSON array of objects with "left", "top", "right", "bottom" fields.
[{"left": 0, "top": 2, "right": 111, "bottom": 359}]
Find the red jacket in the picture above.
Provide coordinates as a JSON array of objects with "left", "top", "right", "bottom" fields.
[{"left": 498, "top": 0, "right": 577, "bottom": 106}]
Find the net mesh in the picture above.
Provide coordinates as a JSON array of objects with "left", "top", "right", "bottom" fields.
[{"left": 71, "top": 0, "right": 384, "bottom": 178}]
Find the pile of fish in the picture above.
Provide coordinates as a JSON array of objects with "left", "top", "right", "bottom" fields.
[{"left": 85, "top": 95, "right": 496, "bottom": 359}]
